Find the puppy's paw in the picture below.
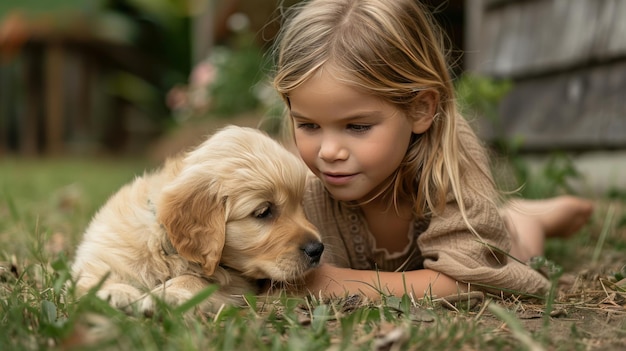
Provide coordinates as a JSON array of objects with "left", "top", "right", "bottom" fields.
[
  {"left": 97, "top": 283, "right": 143, "bottom": 313},
  {"left": 139, "top": 287, "right": 196, "bottom": 316},
  {"left": 141, "top": 275, "right": 222, "bottom": 315}
]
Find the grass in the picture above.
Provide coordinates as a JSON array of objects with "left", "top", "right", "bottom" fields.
[{"left": 1, "top": 157, "right": 625, "bottom": 350}]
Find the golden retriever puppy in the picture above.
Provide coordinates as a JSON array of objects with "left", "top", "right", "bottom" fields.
[{"left": 71, "top": 126, "right": 324, "bottom": 314}]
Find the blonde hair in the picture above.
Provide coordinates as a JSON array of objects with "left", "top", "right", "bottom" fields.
[{"left": 272, "top": 0, "right": 498, "bottom": 224}]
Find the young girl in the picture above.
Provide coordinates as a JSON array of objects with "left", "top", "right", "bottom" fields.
[{"left": 271, "top": 0, "right": 593, "bottom": 299}]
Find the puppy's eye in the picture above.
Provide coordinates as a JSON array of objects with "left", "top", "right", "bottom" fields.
[{"left": 253, "top": 203, "right": 273, "bottom": 219}]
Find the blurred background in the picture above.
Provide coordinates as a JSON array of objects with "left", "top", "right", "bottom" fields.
[
  {"left": 0, "top": 0, "right": 624, "bottom": 195},
  {"left": 0, "top": 0, "right": 298, "bottom": 159}
]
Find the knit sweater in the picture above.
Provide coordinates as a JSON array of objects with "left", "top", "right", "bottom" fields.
[{"left": 302, "top": 118, "right": 550, "bottom": 296}]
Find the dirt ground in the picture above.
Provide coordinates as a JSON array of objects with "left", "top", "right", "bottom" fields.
[
  {"left": 480, "top": 299, "right": 626, "bottom": 349},
  {"left": 428, "top": 261, "right": 626, "bottom": 349}
]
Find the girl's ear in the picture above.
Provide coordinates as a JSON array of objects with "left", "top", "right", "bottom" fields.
[{"left": 411, "top": 90, "right": 439, "bottom": 134}]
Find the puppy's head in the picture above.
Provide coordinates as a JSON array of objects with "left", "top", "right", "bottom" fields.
[{"left": 157, "top": 126, "right": 323, "bottom": 281}]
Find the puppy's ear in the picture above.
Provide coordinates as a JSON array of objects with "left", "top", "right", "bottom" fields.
[{"left": 157, "top": 182, "right": 226, "bottom": 276}]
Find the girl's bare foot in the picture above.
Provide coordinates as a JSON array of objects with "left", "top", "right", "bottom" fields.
[
  {"left": 502, "top": 196, "right": 594, "bottom": 262},
  {"left": 509, "top": 196, "right": 594, "bottom": 238}
]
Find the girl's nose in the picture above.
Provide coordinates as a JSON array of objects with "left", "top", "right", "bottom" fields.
[{"left": 319, "top": 134, "right": 349, "bottom": 162}]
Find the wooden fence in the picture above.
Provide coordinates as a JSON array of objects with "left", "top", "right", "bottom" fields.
[{"left": 466, "top": 0, "right": 626, "bottom": 151}]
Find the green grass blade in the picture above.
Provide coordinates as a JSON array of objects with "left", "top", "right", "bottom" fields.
[
  {"left": 488, "top": 303, "right": 545, "bottom": 351},
  {"left": 173, "top": 284, "right": 219, "bottom": 314},
  {"left": 592, "top": 204, "right": 615, "bottom": 265},
  {"left": 2, "top": 186, "right": 20, "bottom": 221}
]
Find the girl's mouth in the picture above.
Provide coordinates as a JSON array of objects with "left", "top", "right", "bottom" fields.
[{"left": 321, "top": 173, "right": 356, "bottom": 186}]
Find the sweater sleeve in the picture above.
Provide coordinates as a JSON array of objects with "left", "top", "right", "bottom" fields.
[
  {"left": 418, "top": 119, "right": 550, "bottom": 296},
  {"left": 418, "top": 191, "right": 550, "bottom": 295}
]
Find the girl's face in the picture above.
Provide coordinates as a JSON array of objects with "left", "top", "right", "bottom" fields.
[{"left": 289, "top": 69, "right": 430, "bottom": 204}]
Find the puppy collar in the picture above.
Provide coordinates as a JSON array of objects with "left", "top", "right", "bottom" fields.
[
  {"left": 147, "top": 198, "right": 178, "bottom": 256},
  {"left": 160, "top": 231, "right": 178, "bottom": 256}
]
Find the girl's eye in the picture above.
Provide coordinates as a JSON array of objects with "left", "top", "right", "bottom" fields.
[
  {"left": 296, "top": 122, "right": 319, "bottom": 131},
  {"left": 348, "top": 124, "right": 371, "bottom": 133}
]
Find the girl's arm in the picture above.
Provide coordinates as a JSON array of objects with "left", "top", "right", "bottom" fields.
[{"left": 304, "top": 263, "right": 466, "bottom": 299}]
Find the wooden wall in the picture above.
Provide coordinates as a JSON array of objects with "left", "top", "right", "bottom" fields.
[{"left": 465, "top": 0, "right": 626, "bottom": 151}]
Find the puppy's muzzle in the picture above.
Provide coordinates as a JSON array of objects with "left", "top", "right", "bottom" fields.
[{"left": 301, "top": 241, "right": 324, "bottom": 265}]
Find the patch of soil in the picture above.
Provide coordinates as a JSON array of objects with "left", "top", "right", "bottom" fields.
[{"left": 477, "top": 301, "right": 626, "bottom": 349}]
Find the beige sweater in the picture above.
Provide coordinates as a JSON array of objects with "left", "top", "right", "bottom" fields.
[{"left": 302, "top": 119, "right": 550, "bottom": 296}]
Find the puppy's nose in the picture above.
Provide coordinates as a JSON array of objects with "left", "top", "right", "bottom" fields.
[{"left": 302, "top": 241, "right": 324, "bottom": 264}]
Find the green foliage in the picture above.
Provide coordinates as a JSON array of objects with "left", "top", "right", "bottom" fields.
[
  {"left": 529, "top": 256, "right": 563, "bottom": 332},
  {"left": 207, "top": 33, "right": 271, "bottom": 117},
  {"left": 0, "top": 0, "right": 105, "bottom": 17},
  {"left": 517, "top": 152, "right": 584, "bottom": 199},
  {"left": 607, "top": 188, "right": 626, "bottom": 203},
  {"left": 456, "top": 73, "right": 513, "bottom": 124}
]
